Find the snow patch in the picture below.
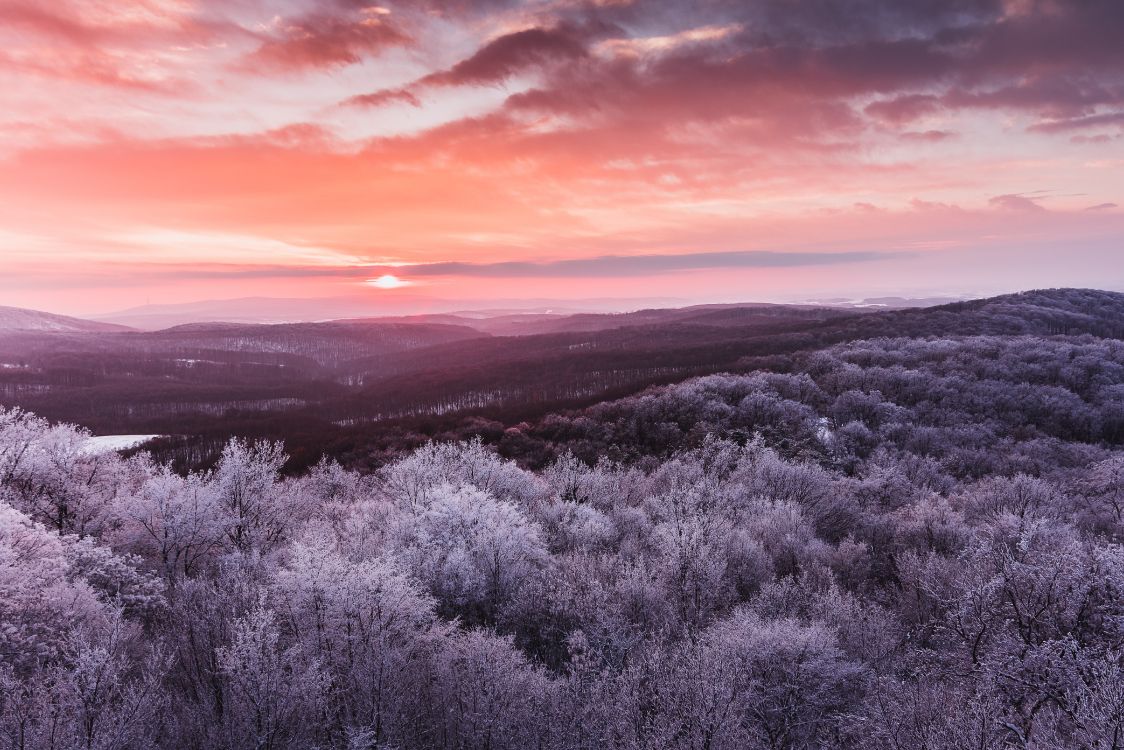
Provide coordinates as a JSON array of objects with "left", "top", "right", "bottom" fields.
[{"left": 81, "top": 435, "right": 163, "bottom": 454}]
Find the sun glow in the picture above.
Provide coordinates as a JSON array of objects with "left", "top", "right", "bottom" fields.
[{"left": 366, "top": 274, "right": 411, "bottom": 289}]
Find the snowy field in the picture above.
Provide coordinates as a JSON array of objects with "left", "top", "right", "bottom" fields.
[{"left": 80, "top": 434, "right": 163, "bottom": 454}]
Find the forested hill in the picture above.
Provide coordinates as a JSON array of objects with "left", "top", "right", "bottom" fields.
[
  {"left": 246, "top": 287, "right": 1124, "bottom": 471},
  {"left": 491, "top": 334, "right": 1124, "bottom": 473},
  {"left": 1, "top": 287, "right": 1122, "bottom": 472},
  {"left": 829, "top": 288, "right": 1124, "bottom": 339}
]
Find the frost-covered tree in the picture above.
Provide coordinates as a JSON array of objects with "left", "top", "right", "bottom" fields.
[
  {"left": 217, "top": 604, "right": 328, "bottom": 750},
  {"left": 391, "top": 483, "right": 548, "bottom": 622},
  {"left": 272, "top": 544, "right": 439, "bottom": 745},
  {"left": 0, "top": 499, "right": 105, "bottom": 671},
  {"left": 213, "top": 439, "right": 300, "bottom": 555},
  {"left": 119, "top": 468, "right": 223, "bottom": 584},
  {"left": 0, "top": 408, "right": 147, "bottom": 537}
]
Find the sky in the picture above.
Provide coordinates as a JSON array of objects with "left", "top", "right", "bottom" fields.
[{"left": 1, "top": 0, "right": 1122, "bottom": 316}]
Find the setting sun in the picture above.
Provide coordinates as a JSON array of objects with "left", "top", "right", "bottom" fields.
[{"left": 366, "top": 274, "right": 411, "bottom": 290}]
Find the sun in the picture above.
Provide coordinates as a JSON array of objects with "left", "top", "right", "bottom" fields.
[{"left": 365, "top": 274, "right": 411, "bottom": 289}]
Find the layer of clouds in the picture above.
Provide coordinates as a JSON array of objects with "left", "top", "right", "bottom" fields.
[
  {"left": 1, "top": 0, "right": 1120, "bottom": 309},
  {"left": 144, "top": 250, "right": 910, "bottom": 280},
  {"left": 8, "top": 0, "right": 1124, "bottom": 137},
  {"left": 375, "top": 250, "right": 910, "bottom": 278},
  {"left": 340, "top": 0, "right": 1124, "bottom": 149}
]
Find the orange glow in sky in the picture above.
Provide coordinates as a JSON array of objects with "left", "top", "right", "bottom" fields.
[{"left": 0, "top": 0, "right": 1122, "bottom": 315}]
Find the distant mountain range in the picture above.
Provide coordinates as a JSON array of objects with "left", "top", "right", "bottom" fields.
[
  {"left": 84, "top": 295, "right": 689, "bottom": 330},
  {"left": 0, "top": 296, "right": 961, "bottom": 341},
  {"left": 0, "top": 293, "right": 972, "bottom": 333},
  {"left": 800, "top": 295, "right": 967, "bottom": 308}
]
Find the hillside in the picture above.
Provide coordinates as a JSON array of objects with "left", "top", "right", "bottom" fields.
[
  {"left": 0, "top": 305, "right": 133, "bottom": 333},
  {"left": 1, "top": 288, "right": 1121, "bottom": 472}
]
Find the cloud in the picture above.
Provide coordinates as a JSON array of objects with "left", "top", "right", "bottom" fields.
[
  {"left": 1071, "top": 133, "right": 1120, "bottom": 144},
  {"left": 373, "top": 250, "right": 909, "bottom": 278},
  {"left": 123, "top": 249, "right": 910, "bottom": 281},
  {"left": 900, "top": 129, "right": 956, "bottom": 142},
  {"left": 422, "top": 25, "right": 592, "bottom": 87},
  {"left": 595, "top": 24, "right": 743, "bottom": 58},
  {"left": 989, "top": 193, "right": 1046, "bottom": 213},
  {"left": 346, "top": 24, "right": 596, "bottom": 107},
  {"left": 393, "top": 0, "right": 520, "bottom": 16},
  {"left": 0, "top": 0, "right": 228, "bottom": 93},
  {"left": 481, "top": 0, "right": 1124, "bottom": 150},
  {"left": 345, "top": 88, "right": 421, "bottom": 108},
  {"left": 865, "top": 94, "right": 943, "bottom": 125},
  {"left": 242, "top": 9, "right": 410, "bottom": 72},
  {"left": 910, "top": 198, "right": 962, "bottom": 212},
  {"left": 0, "top": 3, "right": 111, "bottom": 44},
  {"left": 1085, "top": 202, "right": 1118, "bottom": 211},
  {"left": 1028, "top": 111, "right": 1124, "bottom": 134}
]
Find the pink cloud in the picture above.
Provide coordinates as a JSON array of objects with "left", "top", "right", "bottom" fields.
[
  {"left": 989, "top": 194, "right": 1047, "bottom": 213},
  {"left": 865, "top": 94, "right": 943, "bottom": 125},
  {"left": 900, "top": 130, "right": 957, "bottom": 142},
  {"left": 242, "top": 9, "right": 410, "bottom": 72}
]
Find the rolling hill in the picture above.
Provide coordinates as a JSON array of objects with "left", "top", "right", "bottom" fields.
[
  {"left": 0, "top": 305, "right": 134, "bottom": 333},
  {"left": 0, "top": 288, "right": 1121, "bottom": 471}
]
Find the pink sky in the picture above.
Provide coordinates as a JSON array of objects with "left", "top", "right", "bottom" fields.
[{"left": 1, "top": 0, "right": 1122, "bottom": 316}]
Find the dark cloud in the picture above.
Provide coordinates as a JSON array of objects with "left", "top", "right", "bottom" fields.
[
  {"left": 339, "top": 0, "right": 1124, "bottom": 147},
  {"left": 520, "top": 1, "right": 1123, "bottom": 142},
  {"left": 243, "top": 10, "right": 409, "bottom": 72},
  {"left": 384, "top": 0, "right": 519, "bottom": 17},
  {"left": 1086, "top": 203, "right": 1118, "bottom": 211},
  {"left": 553, "top": 0, "right": 1004, "bottom": 47},
  {"left": 347, "top": 23, "right": 602, "bottom": 107},
  {"left": 420, "top": 26, "right": 592, "bottom": 87},
  {"left": 944, "top": 80, "right": 1120, "bottom": 121}
]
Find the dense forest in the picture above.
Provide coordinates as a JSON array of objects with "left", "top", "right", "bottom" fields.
[{"left": 2, "top": 288, "right": 1123, "bottom": 749}]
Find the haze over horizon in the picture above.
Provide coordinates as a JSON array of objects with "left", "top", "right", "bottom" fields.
[{"left": 2, "top": 0, "right": 1123, "bottom": 316}]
